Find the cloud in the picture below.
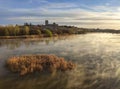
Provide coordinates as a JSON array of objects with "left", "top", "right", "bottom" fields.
[
  {"left": 105, "top": 3, "right": 110, "bottom": 6},
  {"left": 28, "top": 0, "right": 48, "bottom": 3},
  {"left": 43, "top": 2, "right": 78, "bottom": 9},
  {"left": 1, "top": 0, "right": 120, "bottom": 29}
]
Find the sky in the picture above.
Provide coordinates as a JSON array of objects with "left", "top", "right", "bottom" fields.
[{"left": 1, "top": 0, "right": 120, "bottom": 29}]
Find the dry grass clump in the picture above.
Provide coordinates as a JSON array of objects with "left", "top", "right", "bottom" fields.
[{"left": 6, "top": 54, "right": 76, "bottom": 75}]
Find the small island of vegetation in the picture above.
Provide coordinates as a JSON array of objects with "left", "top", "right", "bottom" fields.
[{"left": 7, "top": 54, "right": 76, "bottom": 76}]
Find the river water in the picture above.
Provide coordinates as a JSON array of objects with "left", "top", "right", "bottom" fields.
[{"left": 0, "top": 33, "right": 120, "bottom": 89}]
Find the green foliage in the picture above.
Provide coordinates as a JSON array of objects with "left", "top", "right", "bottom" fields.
[
  {"left": 36, "top": 29, "right": 41, "bottom": 35},
  {"left": 4, "top": 29, "right": 9, "bottom": 36},
  {"left": 24, "top": 26, "right": 30, "bottom": 35},
  {"left": 7, "top": 25, "right": 15, "bottom": 36},
  {"left": 45, "top": 29, "right": 53, "bottom": 37},
  {"left": 68, "top": 28, "right": 75, "bottom": 34},
  {"left": 0, "top": 23, "right": 83, "bottom": 37},
  {"left": 15, "top": 26, "right": 20, "bottom": 36}
]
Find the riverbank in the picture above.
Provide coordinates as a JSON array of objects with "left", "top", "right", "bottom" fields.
[
  {"left": 0, "top": 35, "right": 41, "bottom": 39},
  {"left": 0, "top": 34, "right": 67, "bottom": 39}
]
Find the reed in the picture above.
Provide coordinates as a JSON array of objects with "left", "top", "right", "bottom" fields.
[{"left": 7, "top": 54, "right": 76, "bottom": 75}]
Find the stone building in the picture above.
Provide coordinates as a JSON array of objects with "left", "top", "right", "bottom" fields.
[{"left": 44, "top": 20, "right": 58, "bottom": 30}]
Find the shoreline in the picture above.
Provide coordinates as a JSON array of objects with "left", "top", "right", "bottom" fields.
[
  {"left": 0, "top": 34, "right": 71, "bottom": 39},
  {"left": 0, "top": 32, "right": 118, "bottom": 39}
]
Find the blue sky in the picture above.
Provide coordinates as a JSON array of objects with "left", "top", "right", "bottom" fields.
[{"left": 1, "top": 0, "right": 120, "bottom": 29}]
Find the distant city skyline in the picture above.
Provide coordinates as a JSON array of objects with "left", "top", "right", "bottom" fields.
[{"left": 1, "top": 0, "right": 120, "bottom": 29}]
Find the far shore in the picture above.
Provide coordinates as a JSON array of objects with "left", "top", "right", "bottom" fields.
[
  {"left": 0, "top": 32, "right": 119, "bottom": 39},
  {"left": 0, "top": 34, "right": 74, "bottom": 39}
]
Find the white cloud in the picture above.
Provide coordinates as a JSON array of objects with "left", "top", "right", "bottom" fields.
[
  {"left": 105, "top": 3, "right": 110, "bottom": 6},
  {"left": 28, "top": 0, "right": 48, "bottom": 3},
  {"left": 43, "top": 2, "right": 78, "bottom": 9},
  {"left": 3, "top": 2, "right": 120, "bottom": 29}
]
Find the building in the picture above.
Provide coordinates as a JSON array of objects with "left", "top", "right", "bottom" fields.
[
  {"left": 45, "top": 20, "right": 58, "bottom": 26},
  {"left": 44, "top": 20, "right": 58, "bottom": 30},
  {"left": 45, "top": 20, "right": 49, "bottom": 26}
]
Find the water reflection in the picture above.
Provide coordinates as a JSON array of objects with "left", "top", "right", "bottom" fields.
[
  {"left": 0, "top": 36, "right": 75, "bottom": 50},
  {"left": 0, "top": 33, "right": 120, "bottom": 89},
  {"left": 66, "top": 55, "right": 120, "bottom": 89},
  {"left": 0, "top": 72, "right": 69, "bottom": 89}
]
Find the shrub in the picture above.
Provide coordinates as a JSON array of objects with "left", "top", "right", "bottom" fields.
[
  {"left": 36, "top": 29, "right": 41, "bottom": 35},
  {"left": 6, "top": 25, "right": 15, "bottom": 36},
  {"left": 4, "top": 29, "right": 9, "bottom": 36},
  {"left": 45, "top": 29, "right": 53, "bottom": 37},
  {"left": 6, "top": 54, "right": 76, "bottom": 76},
  {"left": 23, "top": 26, "right": 30, "bottom": 35},
  {"left": 14, "top": 25, "right": 20, "bottom": 36}
]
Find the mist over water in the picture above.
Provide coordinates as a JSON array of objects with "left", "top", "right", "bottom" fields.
[{"left": 0, "top": 33, "right": 120, "bottom": 89}]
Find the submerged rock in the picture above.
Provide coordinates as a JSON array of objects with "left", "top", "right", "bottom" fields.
[{"left": 6, "top": 54, "right": 76, "bottom": 75}]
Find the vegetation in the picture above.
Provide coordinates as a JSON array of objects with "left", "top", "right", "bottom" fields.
[
  {"left": 0, "top": 21, "right": 120, "bottom": 38},
  {"left": 0, "top": 25, "right": 41, "bottom": 36},
  {"left": 4, "top": 28, "right": 9, "bottom": 36},
  {"left": 36, "top": 29, "right": 41, "bottom": 35},
  {"left": 24, "top": 26, "right": 30, "bottom": 35},
  {"left": 14, "top": 25, "right": 20, "bottom": 36},
  {"left": 7, "top": 54, "right": 76, "bottom": 76},
  {"left": 45, "top": 29, "right": 53, "bottom": 37},
  {"left": 0, "top": 22, "right": 87, "bottom": 38}
]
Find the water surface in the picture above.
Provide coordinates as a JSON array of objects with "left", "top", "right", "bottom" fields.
[{"left": 0, "top": 33, "right": 120, "bottom": 89}]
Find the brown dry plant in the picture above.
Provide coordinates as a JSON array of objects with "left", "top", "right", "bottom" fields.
[{"left": 6, "top": 54, "right": 76, "bottom": 75}]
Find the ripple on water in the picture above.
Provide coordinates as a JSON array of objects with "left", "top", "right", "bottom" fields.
[{"left": 0, "top": 33, "right": 120, "bottom": 89}]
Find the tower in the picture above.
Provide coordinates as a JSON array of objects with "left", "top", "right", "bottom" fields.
[{"left": 45, "top": 20, "right": 48, "bottom": 26}]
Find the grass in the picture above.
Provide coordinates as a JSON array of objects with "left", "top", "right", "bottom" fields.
[{"left": 6, "top": 54, "right": 76, "bottom": 76}]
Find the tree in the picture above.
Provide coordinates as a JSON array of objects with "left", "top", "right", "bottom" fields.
[
  {"left": 0, "top": 26, "right": 5, "bottom": 36},
  {"left": 15, "top": 25, "right": 20, "bottom": 36},
  {"left": 24, "top": 26, "right": 30, "bottom": 35},
  {"left": 7, "top": 25, "right": 15, "bottom": 36},
  {"left": 45, "top": 29, "right": 53, "bottom": 37},
  {"left": 68, "top": 28, "right": 75, "bottom": 34},
  {"left": 36, "top": 29, "right": 41, "bottom": 35},
  {"left": 4, "top": 29, "right": 9, "bottom": 36}
]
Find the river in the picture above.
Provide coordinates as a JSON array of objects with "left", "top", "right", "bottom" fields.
[{"left": 0, "top": 33, "right": 120, "bottom": 89}]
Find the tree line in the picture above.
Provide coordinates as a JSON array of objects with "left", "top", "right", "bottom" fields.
[
  {"left": 0, "top": 25, "right": 42, "bottom": 36},
  {"left": 0, "top": 24, "right": 82, "bottom": 37}
]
